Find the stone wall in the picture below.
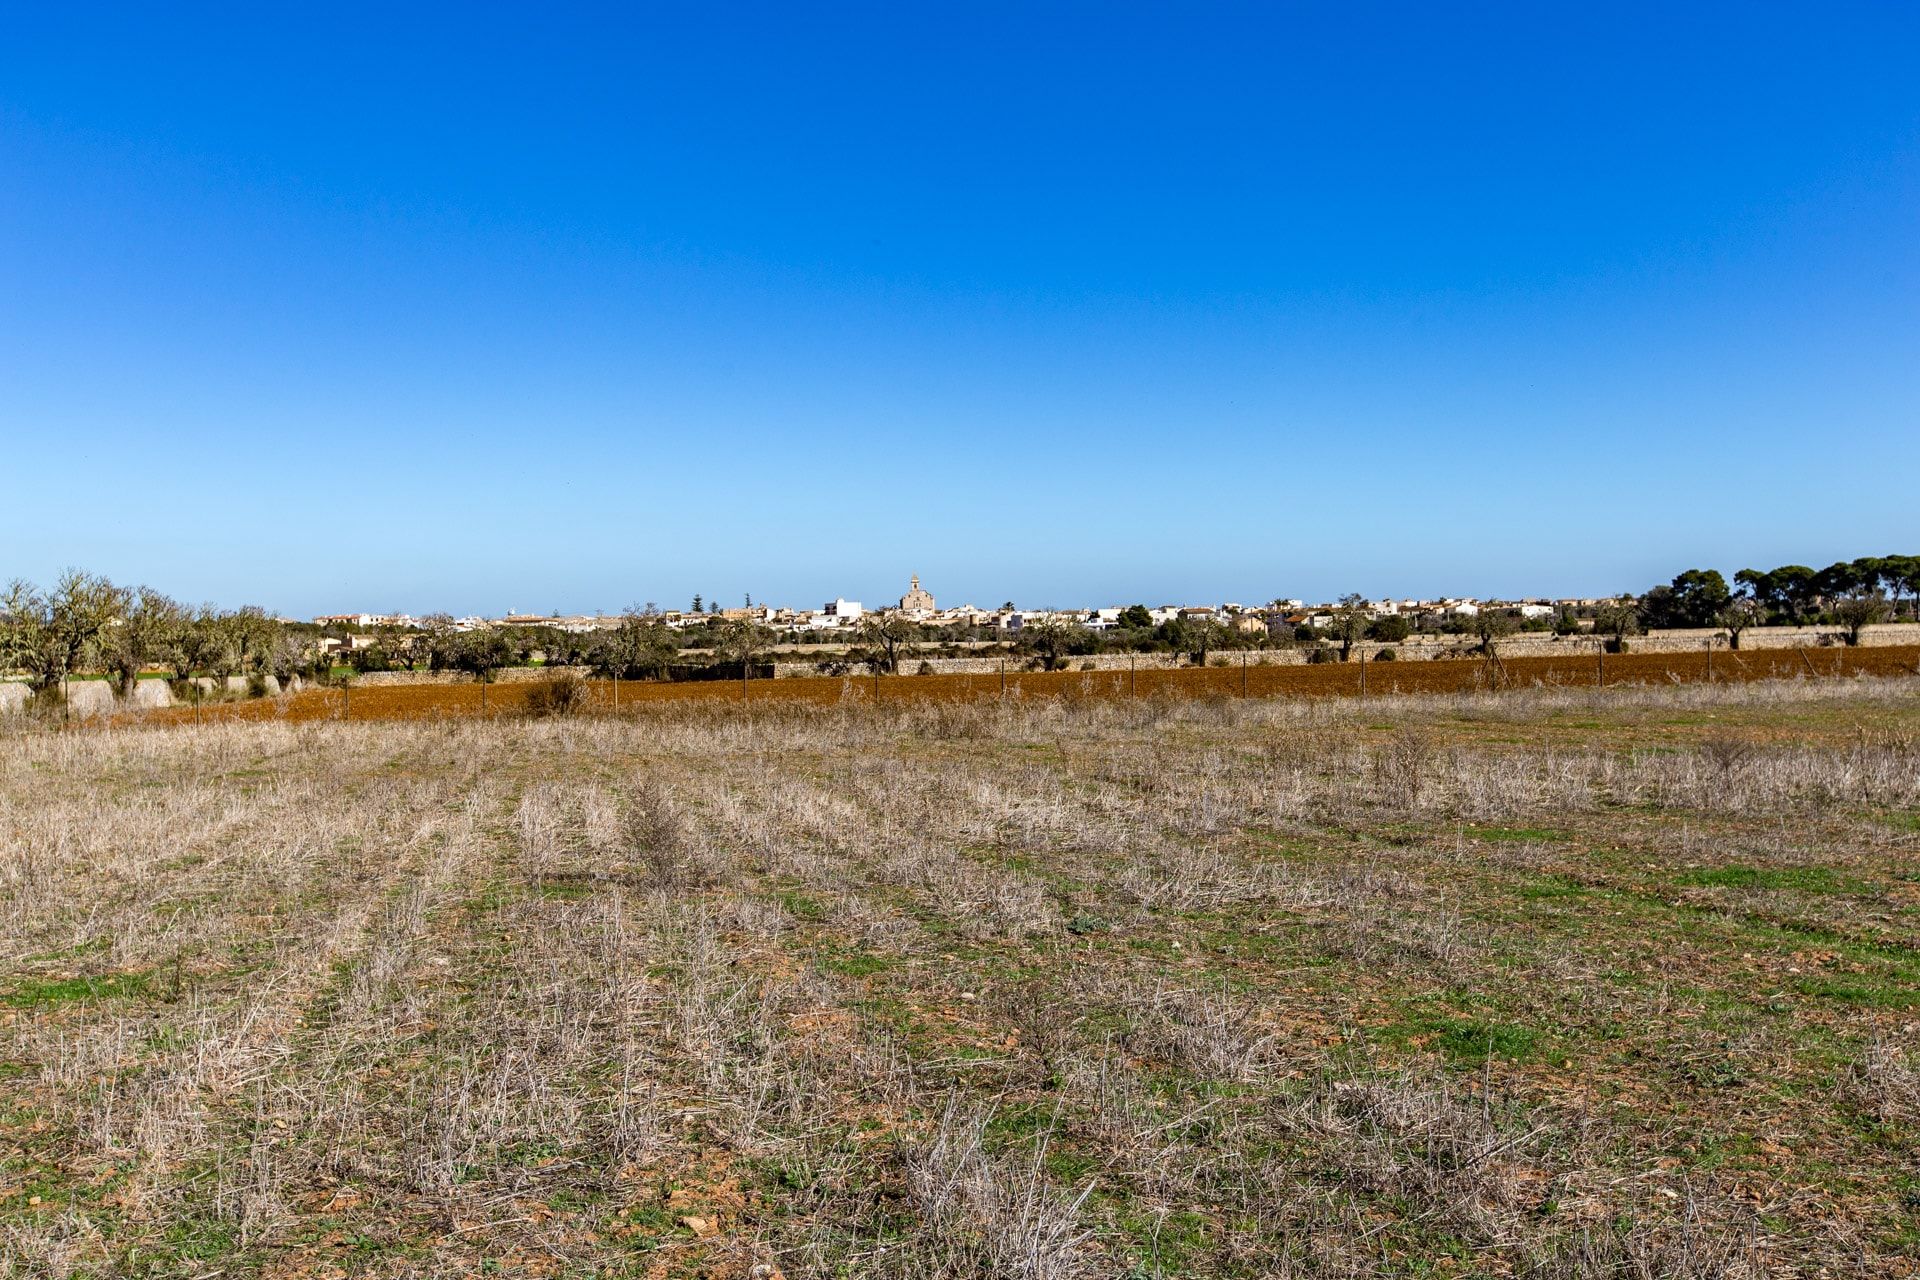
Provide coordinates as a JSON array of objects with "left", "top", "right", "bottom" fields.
[
  {"left": 0, "top": 677, "right": 269, "bottom": 717},
  {"left": 127, "top": 680, "right": 176, "bottom": 709},
  {"left": 770, "top": 651, "right": 1299, "bottom": 679},
  {"left": 348, "top": 666, "right": 595, "bottom": 687},
  {"left": 768, "top": 623, "right": 1920, "bottom": 678}
]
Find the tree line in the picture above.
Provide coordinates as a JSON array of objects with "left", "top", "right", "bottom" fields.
[
  {"left": 6, "top": 556, "right": 1913, "bottom": 695},
  {"left": 1634, "top": 555, "right": 1916, "bottom": 648},
  {"left": 0, "top": 572, "right": 320, "bottom": 696}
]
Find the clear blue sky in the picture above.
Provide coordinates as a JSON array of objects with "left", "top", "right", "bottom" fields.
[{"left": 2, "top": 4, "right": 1915, "bottom": 615}]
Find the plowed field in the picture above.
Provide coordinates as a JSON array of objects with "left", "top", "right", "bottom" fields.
[{"left": 140, "top": 644, "right": 1920, "bottom": 725}]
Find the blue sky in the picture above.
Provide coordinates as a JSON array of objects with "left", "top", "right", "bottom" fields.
[{"left": 2, "top": 4, "right": 1915, "bottom": 615}]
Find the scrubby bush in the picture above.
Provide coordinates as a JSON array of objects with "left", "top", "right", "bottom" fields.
[
  {"left": 1367, "top": 614, "right": 1414, "bottom": 642},
  {"left": 526, "top": 671, "right": 590, "bottom": 717}
]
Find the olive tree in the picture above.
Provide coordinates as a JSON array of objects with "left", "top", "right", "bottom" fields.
[
  {"left": 453, "top": 630, "right": 513, "bottom": 683},
  {"left": 591, "top": 611, "right": 677, "bottom": 680},
  {"left": 1830, "top": 586, "right": 1890, "bottom": 647},
  {"left": 101, "top": 586, "right": 183, "bottom": 695},
  {"left": 1470, "top": 606, "right": 1518, "bottom": 657},
  {"left": 1019, "top": 615, "right": 1082, "bottom": 672},
  {"left": 855, "top": 614, "right": 918, "bottom": 674},
  {"left": 714, "top": 618, "right": 771, "bottom": 675},
  {"left": 1717, "top": 594, "right": 1764, "bottom": 651},
  {"left": 0, "top": 570, "right": 122, "bottom": 693},
  {"left": 1328, "top": 593, "right": 1371, "bottom": 662},
  {"left": 1594, "top": 598, "right": 1640, "bottom": 653}
]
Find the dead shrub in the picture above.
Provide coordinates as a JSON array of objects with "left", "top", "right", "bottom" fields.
[
  {"left": 900, "top": 1099, "right": 1097, "bottom": 1279},
  {"left": 525, "top": 670, "right": 590, "bottom": 718},
  {"left": 1698, "top": 734, "right": 1758, "bottom": 775},
  {"left": 1375, "top": 727, "right": 1436, "bottom": 809},
  {"left": 1524, "top": 1190, "right": 1764, "bottom": 1279},
  {"left": 1120, "top": 982, "right": 1277, "bottom": 1082},
  {"left": 624, "top": 780, "right": 718, "bottom": 891},
  {"left": 1289, "top": 1069, "right": 1558, "bottom": 1247}
]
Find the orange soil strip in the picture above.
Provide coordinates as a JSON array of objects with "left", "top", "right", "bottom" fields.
[{"left": 126, "top": 645, "right": 1920, "bottom": 727}]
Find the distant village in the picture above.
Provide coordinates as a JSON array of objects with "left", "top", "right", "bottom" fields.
[
  {"left": 3, "top": 557, "right": 1908, "bottom": 707},
  {"left": 311, "top": 575, "right": 1593, "bottom": 641}
]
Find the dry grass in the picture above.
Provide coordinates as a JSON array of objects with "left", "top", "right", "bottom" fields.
[{"left": 1, "top": 675, "right": 1917, "bottom": 1276}]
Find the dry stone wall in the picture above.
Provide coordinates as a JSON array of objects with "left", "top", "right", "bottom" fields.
[{"left": 771, "top": 623, "right": 1920, "bottom": 678}]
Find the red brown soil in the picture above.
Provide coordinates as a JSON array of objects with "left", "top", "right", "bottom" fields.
[{"left": 138, "top": 644, "right": 1920, "bottom": 726}]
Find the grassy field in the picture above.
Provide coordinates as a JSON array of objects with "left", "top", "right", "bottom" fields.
[{"left": 3, "top": 676, "right": 1918, "bottom": 1277}]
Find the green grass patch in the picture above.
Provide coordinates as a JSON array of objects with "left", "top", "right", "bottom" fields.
[
  {"left": 1381, "top": 1013, "right": 1542, "bottom": 1062},
  {"left": 816, "top": 947, "right": 892, "bottom": 977},
  {"left": 1794, "top": 977, "right": 1918, "bottom": 1010},
  {"left": 1675, "top": 865, "right": 1862, "bottom": 894},
  {"left": 4, "top": 972, "right": 151, "bottom": 1008},
  {"left": 1519, "top": 873, "right": 1590, "bottom": 900},
  {"left": 777, "top": 889, "right": 828, "bottom": 922}
]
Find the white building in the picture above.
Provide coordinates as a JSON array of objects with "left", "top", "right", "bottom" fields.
[{"left": 805, "top": 599, "right": 863, "bottom": 629}]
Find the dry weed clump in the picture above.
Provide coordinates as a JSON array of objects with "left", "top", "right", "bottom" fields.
[
  {"left": 901, "top": 1100, "right": 1098, "bottom": 1280},
  {"left": 1286, "top": 1068, "right": 1561, "bottom": 1247},
  {"left": 1116, "top": 980, "right": 1279, "bottom": 1082},
  {"left": 1843, "top": 1025, "right": 1919, "bottom": 1127},
  {"left": 624, "top": 778, "right": 721, "bottom": 891}
]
